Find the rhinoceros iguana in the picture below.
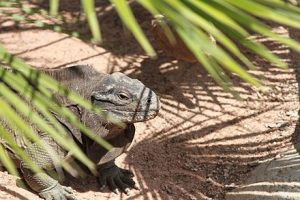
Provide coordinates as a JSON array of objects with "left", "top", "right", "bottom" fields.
[{"left": 1, "top": 65, "right": 160, "bottom": 200}]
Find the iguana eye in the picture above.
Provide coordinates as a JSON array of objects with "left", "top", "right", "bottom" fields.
[{"left": 118, "top": 92, "right": 130, "bottom": 100}]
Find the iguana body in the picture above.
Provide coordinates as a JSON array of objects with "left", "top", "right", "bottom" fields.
[{"left": 1, "top": 65, "right": 160, "bottom": 200}]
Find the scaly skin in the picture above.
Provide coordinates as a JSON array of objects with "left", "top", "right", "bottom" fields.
[{"left": 1, "top": 65, "right": 160, "bottom": 200}]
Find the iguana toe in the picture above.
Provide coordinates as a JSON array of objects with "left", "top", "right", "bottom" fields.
[
  {"left": 115, "top": 176, "right": 128, "bottom": 194},
  {"left": 120, "top": 173, "right": 138, "bottom": 190},
  {"left": 107, "top": 177, "right": 118, "bottom": 194},
  {"left": 62, "top": 186, "right": 77, "bottom": 200}
]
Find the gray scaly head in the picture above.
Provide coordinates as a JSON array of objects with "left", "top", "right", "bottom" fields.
[
  {"left": 90, "top": 72, "right": 160, "bottom": 123},
  {"left": 46, "top": 65, "right": 160, "bottom": 139}
]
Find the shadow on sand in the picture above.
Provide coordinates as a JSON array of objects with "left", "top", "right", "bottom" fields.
[
  {"left": 225, "top": 28, "right": 300, "bottom": 200},
  {"left": 1, "top": 2, "right": 299, "bottom": 199}
]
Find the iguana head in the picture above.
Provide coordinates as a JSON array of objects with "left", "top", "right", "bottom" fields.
[
  {"left": 91, "top": 72, "right": 160, "bottom": 123},
  {"left": 45, "top": 65, "right": 160, "bottom": 124}
]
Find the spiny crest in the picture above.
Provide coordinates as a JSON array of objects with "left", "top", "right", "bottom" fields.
[{"left": 43, "top": 65, "right": 99, "bottom": 82}]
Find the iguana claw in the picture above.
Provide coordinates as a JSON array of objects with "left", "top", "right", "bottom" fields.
[
  {"left": 39, "top": 182, "right": 77, "bottom": 200},
  {"left": 98, "top": 161, "right": 137, "bottom": 195}
]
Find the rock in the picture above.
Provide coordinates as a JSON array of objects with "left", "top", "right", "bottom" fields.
[{"left": 151, "top": 15, "right": 215, "bottom": 63}]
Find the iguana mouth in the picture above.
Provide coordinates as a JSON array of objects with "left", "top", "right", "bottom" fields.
[
  {"left": 102, "top": 109, "right": 159, "bottom": 113},
  {"left": 103, "top": 109, "right": 159, "bottom": 122}
]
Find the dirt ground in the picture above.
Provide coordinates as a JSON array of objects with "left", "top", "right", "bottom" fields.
[{"left": 0, "top": 1, "right": 299, "bottom": 200}]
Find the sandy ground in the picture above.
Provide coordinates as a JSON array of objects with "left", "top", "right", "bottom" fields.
[{"left": 0, "top": 1, "right": 299, "bottom": 200}]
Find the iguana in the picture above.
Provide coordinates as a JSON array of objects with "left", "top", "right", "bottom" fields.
[{"left": 1, "top": 65, "right": 160, "bottom": 200}]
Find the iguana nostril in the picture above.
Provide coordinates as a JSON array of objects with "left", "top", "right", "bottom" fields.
[{"left": 91, "top": 95, "right": 95, "bottom": 103}]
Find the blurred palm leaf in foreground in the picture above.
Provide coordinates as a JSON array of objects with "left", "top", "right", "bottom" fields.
[
  {"left": 0, "top": 0, "right": 299, "bottom": 175},
  {"left": 136, "top": 0, "right": 300, "bottom": 94}
]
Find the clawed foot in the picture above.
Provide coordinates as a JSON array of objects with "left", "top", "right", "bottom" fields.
[
  {"left": 97, "top": 161, "right": 137, "bottom": 195},
  {"left": 39, "top": 182, "right": 76, "bottom": 200}
]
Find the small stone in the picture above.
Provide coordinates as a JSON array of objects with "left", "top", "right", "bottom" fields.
[
  {"left": 266, "top": 123, "right": 276, "bottom": 128},
  {"left": 278, "top": 122, "right": 289, "bottom": 130},
  {"left": 224, "top": 168, "right": 230, "bottom": 178},
  {"left": 162, "top": 185, "right": 173, "bottom": 194},
  {"left": 286, "top": 110, "right": 298, "bottom": 117},
  {"left": 225, "top": 183, "right": 237, "bottom": 190},
  {"left": 275, "top": 154, "right": 282, "bottom": 159}
]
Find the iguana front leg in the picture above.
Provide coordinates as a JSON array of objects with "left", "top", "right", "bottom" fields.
[
  {"left": 95, "top": 124, "right": 137, "bottom": 194},
  {"left": 20, "top": 138, "right": 76, "bottom": 200}
]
